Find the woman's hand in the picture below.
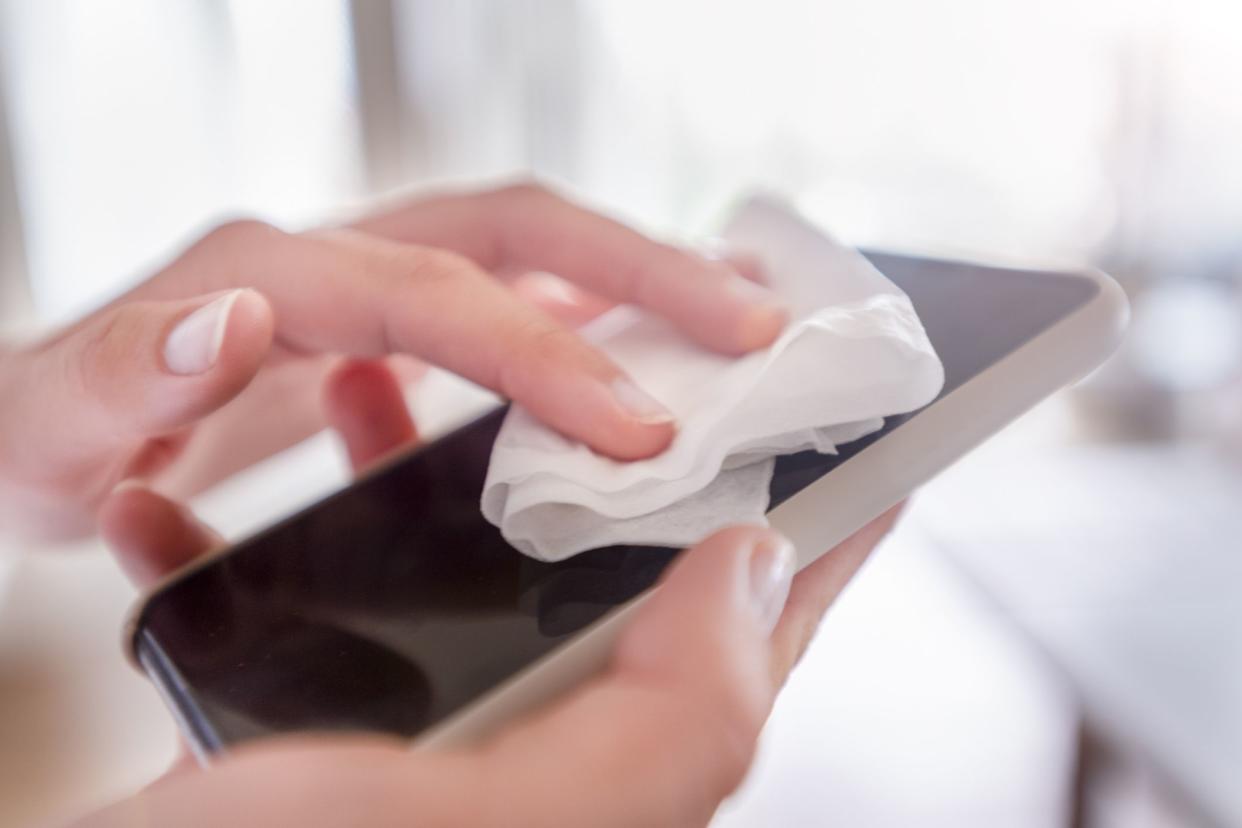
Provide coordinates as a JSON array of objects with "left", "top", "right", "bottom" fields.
[
  {"left": 83, "top": 388, "right": 902, "bottom": 827},
  {"left": 0, "top": 182, "right": 786, "bottom": 538},
  {"left": 84, "top": 519, "right": 897, "bottom": 828}
]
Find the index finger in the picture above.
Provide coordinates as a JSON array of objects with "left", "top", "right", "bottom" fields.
[
  {"left": 351, "top": 183, "right": 790, "bottom": 355},
  {"left": 133, "top": 221, "right": 676, "bottom": 461}
]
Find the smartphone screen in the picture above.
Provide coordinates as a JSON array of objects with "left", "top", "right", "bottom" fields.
[{"left": 134, "top": 252, "right": 1099, "bottom": 753}]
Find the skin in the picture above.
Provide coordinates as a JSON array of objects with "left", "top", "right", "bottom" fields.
[
  {"left": 0, "top": 182, "right": 786, "bottom": 538},
  {"left": 87, "top": 401, "right": 900, "bottom": 827},
  {"left": 0, "top": 181, "right": 902, "bottom": 826}
]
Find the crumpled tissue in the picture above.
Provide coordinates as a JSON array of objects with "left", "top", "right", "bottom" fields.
[{"left": 481, "top": 196, "right": 945, "bottom": 561}]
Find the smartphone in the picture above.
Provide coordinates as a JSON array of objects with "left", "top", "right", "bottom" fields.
[{"left": 126, "top": 251, "right": 1127, "bottom": 762}]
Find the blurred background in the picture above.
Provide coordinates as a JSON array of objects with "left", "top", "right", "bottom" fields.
[{"left": 0, "top": 0, "right": 1239, "bottom": 825}]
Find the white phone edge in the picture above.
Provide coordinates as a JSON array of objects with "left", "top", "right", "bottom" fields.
[{"left": 412, "top": 265, "right": 1130, "bottom": 752}]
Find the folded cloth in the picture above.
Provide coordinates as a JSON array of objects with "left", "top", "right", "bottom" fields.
[{"left": 481, "top": 196, "right": 945, "bottom": 561}]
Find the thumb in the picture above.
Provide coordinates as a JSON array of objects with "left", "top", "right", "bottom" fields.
[
  {"left": 475, "top": 525, "right": 797, "bottom": 828},
  {"left": 16, "top": 289, "right": 273, "bottom": 462},
  {"left": 76, "top": 527, "right": 797, "bottom": 828}
]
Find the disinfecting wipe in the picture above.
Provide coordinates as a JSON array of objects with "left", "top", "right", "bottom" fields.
[{"left": 481, "top": 196, "right": 945, "bottom": 561}]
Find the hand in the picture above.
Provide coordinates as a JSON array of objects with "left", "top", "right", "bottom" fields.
[
  {"left": 0, "top": 182, "right": 787, "bottom": 538},
  {"left": 85, "top": 392, "right": 903, "bottom": 826}
]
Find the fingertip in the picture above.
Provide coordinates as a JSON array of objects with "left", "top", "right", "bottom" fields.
[
  {"left": 570, "top": 376, "right": 677, "bottom": 461},
  {"left": 614, "top": 523, "right": 783, "bottom": 745},
  {"left": 215, "top": 288, "right": 275, "bottom": 385},
  {"left": 97, "top": 480, "right": 147, "bottom": 546},
  {"left": 624, "top": 524, "right": 776, "bottom": 646},
  {"left": 528, "top": 388, "right": 676, "bottom": 462},
  {"left": 736, "top": 302, "right": 790, "bottom": 353},
  {"left": 98, "top": 482, "right": 211, "bottom": 588},
  {"left": 323, "top": 358, "right": 419, "bottom": 472},
  {"left": 670, "top": 256, "right": 790, "bottom": 356},
  {"left": 501, "top": 334, "right": 678, "bottom": 461},
  {"left": 323, "top": 358, "right": 389, "bottom": 415},
  {"left": 631, "top": 524, "right": 793, "bottom": 654},
  {"left": 142, "top": 289, "right": 273, "bottom": 433},
  {"left": 715, "top": 269, "right": 790, "bottom": 353},
  {"left": 229, "top": 287, "right": 275, "bottom": 336},
  {"left": 598, "top": 417, "right": 677, "bottom": 462},
  {"left": 661, "top": 524, "right": 780, "bottom": 587},
  {"left": 162, "top": 289, "right": 270, "bottom": 377}
]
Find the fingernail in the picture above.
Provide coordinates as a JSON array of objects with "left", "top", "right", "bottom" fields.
[
  {"left": 610, "top": 376, "right": 676, "bottom": 425},
  {"left": 748, "top": 531, "right": 796, "bottom": 636},
  {"left": 164, "top": 291, "right": 241, "bottom": 375}
]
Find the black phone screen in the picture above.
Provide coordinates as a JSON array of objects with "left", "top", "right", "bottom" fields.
[{"left": 133, "top": 252, "right": 1099, "bottom": 753}]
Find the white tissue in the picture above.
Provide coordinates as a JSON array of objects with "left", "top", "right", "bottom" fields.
[{"left": 481, "top": 196, "right": 945, "bottom": 561}]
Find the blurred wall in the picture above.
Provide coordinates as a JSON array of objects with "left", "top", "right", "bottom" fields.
[{"left": 1, "top": 0, "right": 1240, "bottom": 327}]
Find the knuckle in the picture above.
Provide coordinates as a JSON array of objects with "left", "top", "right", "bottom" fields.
[
  {"left": 405, "top": 247, "right": 477, "bottom": 285},
  {"left": 515, "top": 322, "right": 590, "bottom": 370},
  {"left": 626, "top": 245, "right": 687, "bottom": 307},
  {"left": 496, "top": 321, "right": 591, "bottom": 401},
  {"left": 495, "top": 178, "right": 556, "bottom": 206},
  {"left": 73, "top": 305, "right": 143, "bottom": 407},
  {"left": 183, "top": 219, "right": 287, "bottom": 282},
  {"left": 198, "top": 217, "right": 283, "bottom": 251}
]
